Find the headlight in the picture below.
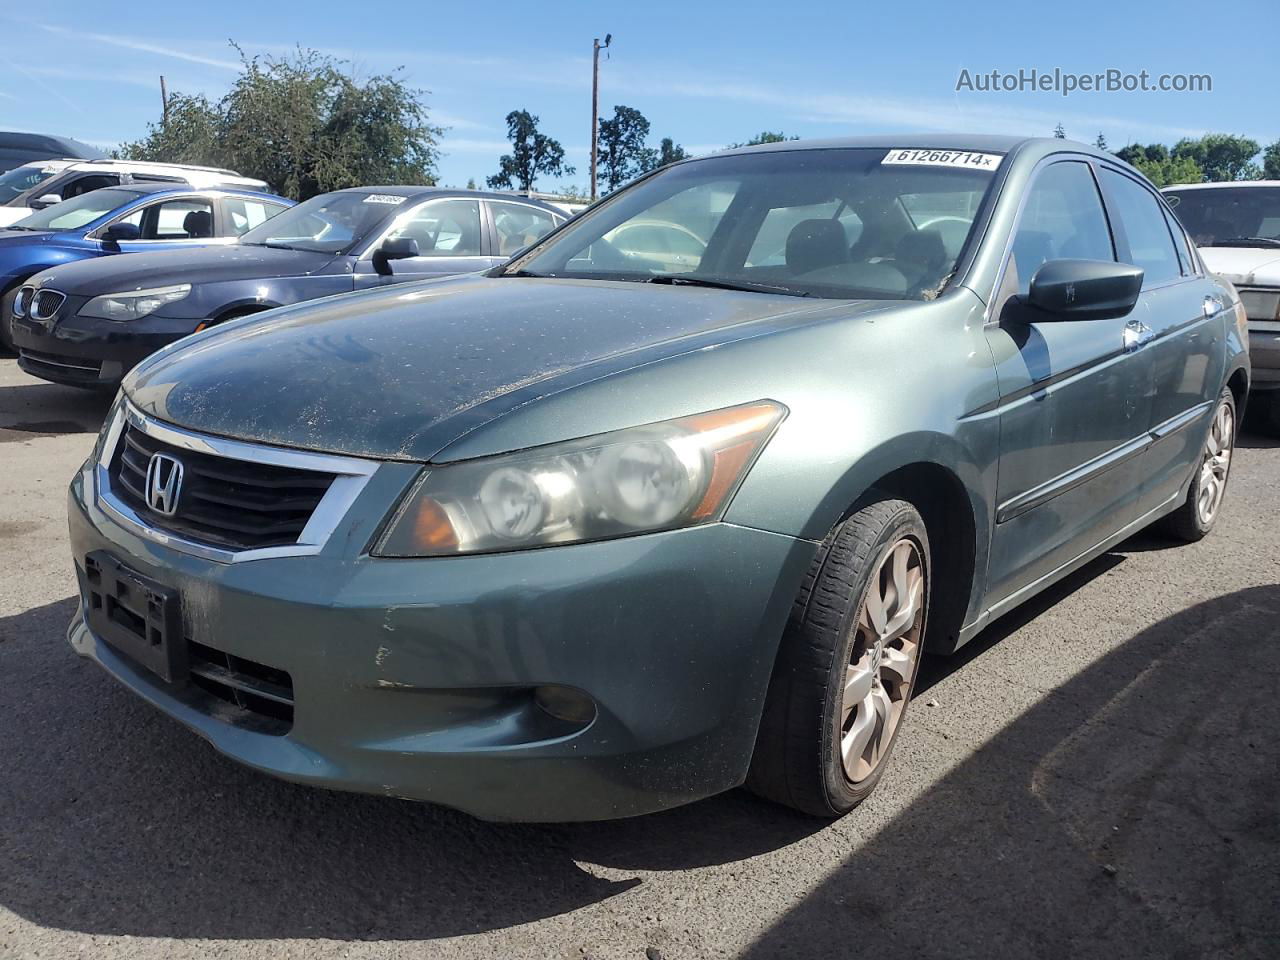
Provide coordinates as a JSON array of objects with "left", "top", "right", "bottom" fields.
[
  {"left": 80, "top": 283, "right": 191, "bottom": 321},
  {"left": 375, "top": 401, "right": 786, "bottom": 557}
]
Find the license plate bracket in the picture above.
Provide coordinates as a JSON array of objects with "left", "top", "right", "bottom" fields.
[{"left": 83, "top": 551, "right": 186, "bottom": 684}]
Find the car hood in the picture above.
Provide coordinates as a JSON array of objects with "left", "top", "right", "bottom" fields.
[
  {"left": 1198, "top": 246, "right": 1280, "bottom": 287},
  {"left": 0, "top": 228, "right": 52, "bottom": 246},
  {"left": 126, "top": 275, "right": 883, "bottom": 462},
  {"left": 45, "top": 244, "right": 341, "bottom": 293}
]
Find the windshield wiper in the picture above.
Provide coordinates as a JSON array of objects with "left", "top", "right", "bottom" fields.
[
  {"left": 647, "top": 274, "right": 810, "bottom": 297},
  {"left": 1211, "top": 237, "right": 1280, "bottom": 248},
  {"left": 503, "top": 268, "right": 551, "bottom": 278}
]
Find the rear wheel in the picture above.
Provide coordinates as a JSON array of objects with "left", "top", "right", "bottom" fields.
[
  {"left": 1162, "top": 386, "right": 1236, "bottom": 542},
  {"left": 747, "top": 497, "right": 929, "bottom": 817}
]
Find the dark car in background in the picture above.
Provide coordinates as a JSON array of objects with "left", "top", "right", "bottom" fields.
[
  {"left": 1, "top": 183, "right": 291, "bottom": 362},
  {"left": 0, "top": 130, "right": 103, "bottom": 173},
  {"left": 10, "top": 186, "right": 566, "bottom": 388}
]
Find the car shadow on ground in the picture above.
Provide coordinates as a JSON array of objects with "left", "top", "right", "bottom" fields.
[
  {"left": 2, "top": 499, "right": 1274, "bottom": 948},
  {"left": 0, "top": 379, "right": 111, "bottom": 440},
  {"left": 0, "top": 597, "right": 825, "bottom": 941},
  {"left": 742, "top": 583, "right": 1280, "bottom": 959}
]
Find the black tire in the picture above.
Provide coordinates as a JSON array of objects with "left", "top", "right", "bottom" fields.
[
  {"left": 746, "top": 497, "right": 930, "bottom": 817},
  {"left": 1162, "top": 386, "right": 1236, "bottom": 543},
  {"left": 0, "top": 286, "right": 17, "bottom": 354}
]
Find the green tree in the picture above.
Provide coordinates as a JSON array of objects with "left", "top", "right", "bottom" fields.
[
  {"left": 487, "top": 110, "right": 574, "bottom": 192},
  {"left": 1115, "top": 143, "right": 1203, "bottom": 186},
  {"left": 1094, "top": 132, "right": 1108, "bottom": 151},
  {"left": 729, "top": 131, "right": 800, "bottom": 148},
  {"left": 118, "top": 45, "right": 441, "bottom": 200},
  {"left": 1263, "top": 139, "right": 1280, "bottom": 180},
  {"left": 465, "top": 177, "right": 477, "bottom": 190},
  {"left": 1053, "top": 122, "right": 1067, "bottom": 139},
  {"left": 116, "top": 93, "right": 224, "bottom": 167},
  {"left": 597, "top": 105, "right": 658, "bottom": 191},
  {"left": 657, "top": 137, "right": 689, "bottom": 166},
  {"left": 1172, "top": 134, "right": 1261, "bottom": 181}
]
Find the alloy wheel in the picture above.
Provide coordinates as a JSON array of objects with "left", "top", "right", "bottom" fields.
[
  {"left": 839, "top": 538, "right": 925, "bottom": 784},
  {"left": 1196, "top": 400, "right": 1234, "bottom": 525}
]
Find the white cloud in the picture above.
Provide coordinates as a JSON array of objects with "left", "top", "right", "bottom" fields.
[{"left": 37, "top": 23, "right": 240, "bottom": 70}]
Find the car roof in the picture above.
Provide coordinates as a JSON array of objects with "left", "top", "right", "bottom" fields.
[
  {"left": 1162, "top": 180, "right": 1280, "bottom": 191},
  {"left": 110, "top": 182, "right": 290, "bottom": 202},
  {"left": 62, "top": 157, "right": 247, "bottom": 177},
  {"left": 329, "top": 185, "right": 566, "bottom": 209}
]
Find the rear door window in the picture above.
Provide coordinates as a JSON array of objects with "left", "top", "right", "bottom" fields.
[
  {"left": 489, "top": 201, "right": 559, "bottom": 256},
  {"left": 224, "top": 197, "right": 285, "bottom": 236}
]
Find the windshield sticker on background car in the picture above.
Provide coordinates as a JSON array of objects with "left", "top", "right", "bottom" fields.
[
  {"left": 882, "top": 149, "right": 1003, "bottom": 169},
  {"left": 362, "top": 194, "right": 408, "bottom": 205}
]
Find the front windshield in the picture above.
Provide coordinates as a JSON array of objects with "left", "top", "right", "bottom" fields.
[
  {"left": 10, "top": 187, "right": 143, "bottom": 232},
  {"left": 239, "top": 191, "right": 404, "bottom": 254},
  {"left": 1165, "top": 187, "right": 1280, "bottom": 247},
  {"left": 0, "top": 165, "right": 55, "bottom": 205},
  {"left": 507, "top": 148, "right": 1002, "bottom": 300}
]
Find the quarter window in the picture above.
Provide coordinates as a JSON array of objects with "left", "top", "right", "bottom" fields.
[
  {"left": 490, "top": 201, "right": 559, "bottom": 256},
  {"left": 1100, "top": 169, "right": 1182, "bottom": 287},
  {"left": 1011, "top": 161, "right": 1115, "bottom": 295},
  {"left": 389, "top": 199, "right": 483, "bottom": 256}
]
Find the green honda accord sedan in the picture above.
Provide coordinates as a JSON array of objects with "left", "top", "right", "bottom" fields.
[{"left": 66, "top": 135, "right": 1249, "bottom": 821}]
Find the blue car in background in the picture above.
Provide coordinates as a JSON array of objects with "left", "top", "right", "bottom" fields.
[
  {"left": 9, "top": 186, "right": 565, "bottom": 387},
  {"left": 0, "top": 183, "right": 292, "bottom": 352}
]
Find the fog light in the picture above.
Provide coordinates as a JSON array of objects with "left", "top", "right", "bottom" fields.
[{"left": 534, "top": 685, "right": 596, "bottom": 725}]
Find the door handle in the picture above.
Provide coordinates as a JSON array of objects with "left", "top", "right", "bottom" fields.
[{"left": 1123, "top": 319, "right": 1154, "bottom": 351}]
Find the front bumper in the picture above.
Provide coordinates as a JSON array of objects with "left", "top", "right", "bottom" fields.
[
  {"left": 67, "top": 466, "right": 813, "bottom": 821},
  {"left": 1249, "top": 326, "right": 1280, "bottom": 391},
  {"left": 12, "top": 305, "right": 202, "bottom": 388}
]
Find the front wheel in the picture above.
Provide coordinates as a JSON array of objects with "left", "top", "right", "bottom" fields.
[
  {"left": 1162, "top": 386, "right": 1236, "bottom": 542},
  {"left": 747, "top": 497, "right": 929, "bottom": 817}
]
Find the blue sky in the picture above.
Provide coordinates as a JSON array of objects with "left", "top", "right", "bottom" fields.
[{"left": 2, "top": 0, "right": 1274, "bottom": 189}]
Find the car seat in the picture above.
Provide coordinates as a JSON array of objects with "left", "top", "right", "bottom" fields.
[
  {"left": 786, "top": 219, "right": 849, "bottom": 275},
  {"left": 182, "top": 210, "right": 213, "bottom": 239}
]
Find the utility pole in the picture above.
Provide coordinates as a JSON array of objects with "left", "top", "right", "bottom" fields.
[
  {"left": 589, "top": 33, "right": 611, "bottom": 201},
  {"left": 160, "top": 75, "right": 169, "bottom": 129}
]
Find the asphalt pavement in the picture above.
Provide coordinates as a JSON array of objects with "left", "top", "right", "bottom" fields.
[{"left": 1, "top": 357, "right": 1277, "bottom": 959}]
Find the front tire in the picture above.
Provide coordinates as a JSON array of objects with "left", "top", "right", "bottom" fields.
[
  {"left": 747, "top": 497, "right": 929, "bottom": 817},
  {"left": 1162, "top": 386, "right": 1236, "bottom": 542}
]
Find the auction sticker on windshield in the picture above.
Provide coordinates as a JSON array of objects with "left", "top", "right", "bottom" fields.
[
  {"left": 362, "top": 194, "right": 408, "bottom": 205},
  {"left": 882, "top": 149, "right": 1003, "bottom": 169}
]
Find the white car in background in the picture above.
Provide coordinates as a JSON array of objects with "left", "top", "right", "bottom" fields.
[
  {"left": 0, "top": 158, "right": 269, "bottom": 227},
  {"left": 1164, "top": 180, "right": 1280, "bottom": 433}
]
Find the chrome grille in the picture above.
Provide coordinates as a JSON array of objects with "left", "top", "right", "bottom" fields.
[
  {"left": 31, "top": 289, "right": 66, "bottom": 321},
  {"left": 12, "top": 285, "right": 33, "bottom": 318},
  {"left": 109, "top": 422, "right": 338, "bottom": 550}
]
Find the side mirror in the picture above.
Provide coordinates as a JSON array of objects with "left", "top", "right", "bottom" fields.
[
  {"left": 102, "top": 222, "right": 142, "bottom": 247},
  {"left": 372, "top": 236, "right": 420, "bottom": 276},
  {"left": 1025, "top": 259, "right": 1144, "bottom": 321},
  {"left": 29, "top": 193, "right": 62, "bottom": 210}
]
